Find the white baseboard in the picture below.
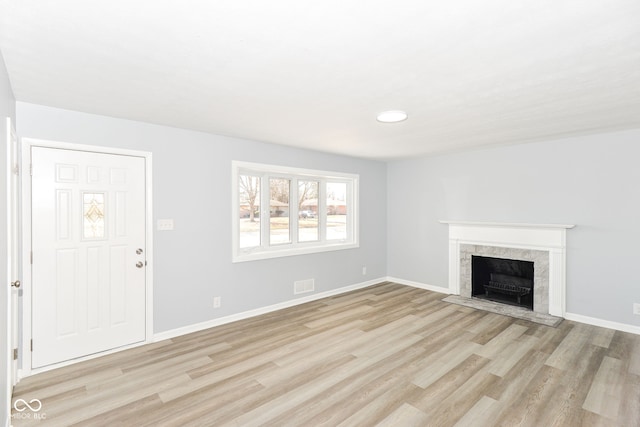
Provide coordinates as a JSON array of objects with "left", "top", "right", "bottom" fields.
[
  {"left": 564, "top": 312, "right": 640, "bottom": 335},
  {"left": 151, "top": 276, "right": 640, "bottom": 344},
  {"left": 390, "top": 277, "right": 640, "bottom": 336},
  {"left": 153, "top": 277, "right": 387, "bottom": 342},
  {"left": 386, "top": 276, "right": 452, "bottom": 294}
]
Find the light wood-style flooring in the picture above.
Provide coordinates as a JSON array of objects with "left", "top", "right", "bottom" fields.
[{"left": 11, "top": 282, "right": 640, "bottom": 426}]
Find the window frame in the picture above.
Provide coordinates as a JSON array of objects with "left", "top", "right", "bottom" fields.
[{"left": 232, "top": 161, "right": 359, "bottom": 263}]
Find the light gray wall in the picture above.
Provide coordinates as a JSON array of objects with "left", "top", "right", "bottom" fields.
[
  {"left": 16, "top": 102, "right": 387, "bottom": 334},
  {"left": 0, "top": 50, "right": 16, "bottom": 426},
  {"left": 387, "top": 129, "right": 640, "bottom": 327}
]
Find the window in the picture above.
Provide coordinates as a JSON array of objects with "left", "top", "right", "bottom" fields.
[
  {"left": 233, "top": 161, "right": 358, "bottom": 262},
  {"left": 238, "top": 175, "right": 260, "bottom": 248},
  {"left": 83, "top": 192, "right": 106, "bottom": 239},
  {"left": 269, "top": 178, "right": 291, "bottom": 245},
  {"left": 326, "top": 182, "right": 347, "bottom": 241},
  {"left": 298, "top": 180, "right": 318, "bottom": 242}
]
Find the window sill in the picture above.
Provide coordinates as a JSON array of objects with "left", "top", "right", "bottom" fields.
[{"left": 232, "top": 241, "right": 359, "bottom": 263}]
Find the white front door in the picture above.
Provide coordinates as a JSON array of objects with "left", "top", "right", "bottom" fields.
[{"left": 31, "top": 147, "right": 147, "bottom": 368}]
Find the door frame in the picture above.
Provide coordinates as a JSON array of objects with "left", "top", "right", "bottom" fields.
[
  {"left": 20, "top": 138, "right": 154, "bottom": 377},
  {"left": 4, "top": 117, "right": 18, "bottom": 426},
  {"left": 7, "top": 118, "right": 18, "bottom": 387}
]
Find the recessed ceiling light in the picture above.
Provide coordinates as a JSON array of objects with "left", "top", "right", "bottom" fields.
[{"left": 377, "top": 110, "right": 408, "bottom": 123}]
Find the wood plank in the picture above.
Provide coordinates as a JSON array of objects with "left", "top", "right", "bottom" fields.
[
  {"left": 583, "top": 356, "right": 626, "bottom": 419},
  {"left": 376, "top": 403, "right": 428, "bottom": 426},
  {"left": 453, "top": 395, "right": 499, "bottom": 427},
  {"left": 335, "top": 384, "right": 425, "bottom": 427},
  {"left": 618, "top": 372, "right": 640, "bottom": 425},
  {"left": 545, "top": 322, "right": 592, "bottom": 370}
]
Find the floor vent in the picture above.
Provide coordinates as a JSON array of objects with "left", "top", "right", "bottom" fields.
[{"left": 294, "top": 279, "right": 315, "bottom": 295}]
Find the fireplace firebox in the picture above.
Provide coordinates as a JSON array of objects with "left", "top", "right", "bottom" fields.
[{"left": 471, "top": 255, "right": 534, "bottom": 310}]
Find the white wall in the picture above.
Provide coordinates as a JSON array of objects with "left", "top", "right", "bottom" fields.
[
  {"left": 387, "top": 129, "right": 640, "bottom": 328},
  {"left": 16, "top": 102, "right": 387, "bottom": 334},
  {"left": 0, "top": 49, "right": 16, "bottom": 427}
]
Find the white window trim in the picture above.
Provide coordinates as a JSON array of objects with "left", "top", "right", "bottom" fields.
[{"left": 232, "top": 161, "right": 359, "bottom": 262}]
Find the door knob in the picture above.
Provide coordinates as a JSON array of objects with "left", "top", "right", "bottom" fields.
[
  {"left": 11, "top": 280, "right": 20, "bottom": 288},
  {"left": 136, "top": 262, "right": 144, "bottom": 268},
  {"left": 136, "top": 248, "right": 143, "bottom": 255}
]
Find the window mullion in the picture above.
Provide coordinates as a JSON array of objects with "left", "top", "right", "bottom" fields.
[
  {"left": 318, "top": 179, "right": 327, "bottom": 243},
  {"left": 260, "top": 173, "right": 270, "bottom": 249},
  {"left": 291, "top": 177, "right": 299, "bottom": 244},
  {"left": 346, "top": 181, "right": 353, "bottom": 241}
]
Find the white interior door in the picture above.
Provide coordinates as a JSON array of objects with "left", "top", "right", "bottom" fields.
[{"left": 31, "top": 147, "right": 147, "bottom": 368}]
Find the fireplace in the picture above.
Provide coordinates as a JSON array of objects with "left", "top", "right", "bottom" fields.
[
  {"left": 441, "top": 221, "right": 575, "bottom": 317},
  {"left": 471, "top": 255, "right": 534, "bottom": 310}
]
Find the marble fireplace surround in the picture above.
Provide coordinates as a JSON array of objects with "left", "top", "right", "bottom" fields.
[
  {"left": 441, "top": 221, "right": 575, "bottom": 317},
  {"left": 460, "top": 245, "right": 549, "bottom": 314}
]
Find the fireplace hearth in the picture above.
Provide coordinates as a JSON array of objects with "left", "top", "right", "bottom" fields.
[{"left": 471, "top": 256, "right": 534, "bottom": 310}]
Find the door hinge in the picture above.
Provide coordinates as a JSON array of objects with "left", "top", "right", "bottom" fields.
[
  {"left": 13, "top": 348, "right": 18, "bottom": 360},
  {"left": 30, "top": 340, "right": 33, "bottom": 352},
  {"left": 13, "top": 164, "right": 19, "bottom": 176}
]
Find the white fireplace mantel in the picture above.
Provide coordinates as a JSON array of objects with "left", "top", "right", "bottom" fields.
[
  {"left": 440, "top": 220, "right": 575, "bottom": 317},
  {"left": 439, "top": 221, "right": 575, "bottom": 229}
]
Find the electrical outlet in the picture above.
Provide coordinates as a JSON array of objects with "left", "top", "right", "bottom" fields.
[
  {"left": 213, "top": 296, "right": 221, "bottom": 308},
  {"left": 634, "top": 303, "right": 640, "bottom": 315},
  {"left": 362, "top": 266, "right": 367, "bottom": 275}
]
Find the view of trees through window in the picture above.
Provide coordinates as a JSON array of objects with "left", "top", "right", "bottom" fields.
[
  {"left": 269, "top": 178, "right": 291, "bottom": 245},
  {"left": 238, "top": 175, "right": 260, "bottom": 248},
  {"left": 298, "top": 180, "right": 318, "bottom": 242},
  {"left": 326, "top": 182, "right": 347, "bottom": 241}
]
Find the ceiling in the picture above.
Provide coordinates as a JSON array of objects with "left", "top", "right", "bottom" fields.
[{"left": 1, "top": 1, "right": 639, "bottom": 160}]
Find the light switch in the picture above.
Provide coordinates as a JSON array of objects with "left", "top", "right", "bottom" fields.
[{"left": 157, "top": 219, "right": 174, "bottom": 231}]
